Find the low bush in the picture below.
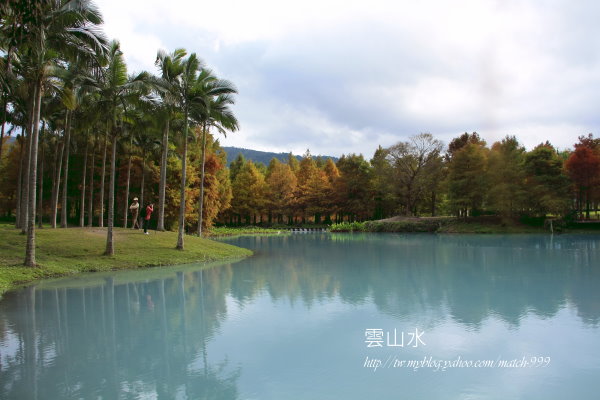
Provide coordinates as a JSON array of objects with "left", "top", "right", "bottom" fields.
[{"left": 329, "top": 221, "right": 367, "bottom": 232}]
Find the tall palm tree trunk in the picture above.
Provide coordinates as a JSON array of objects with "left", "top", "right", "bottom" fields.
[
  {"left": 48, "top": 137, "right": 57, "bottom": 225},
  {"left": 15, "top": 136, "right": 24, "bottom": 228},
  {"left": 157, "top": 119, "right": 169, "bottom": 231},
  {"left": 197, "top": 126, "right": 207, "bottom": 236},
  {"left": 37, "top": 122, "right": 45, "bottom": 228},
  {"left": 20, "top": 131, "right": 31, "bottom": 233},
  {"left": 87, "top": 138, "right": 95, "bottom": 227},
  {"left": 25, "top": 80, "right": 43, "bottom": 266},
  {"left": 79, "top": 136, "right": 89, "bottom": 227},
  {"left": 99, "top": 128, "right": 108, "bottom": 227},
  {"left": 0, "top": 99, "right": 7, "bottom": 161},
  {"left": 105, "top": 135, "right": 117, "bottom": 255},
  {"left": 60, "top": 111, "right": 72, "bottom": 228},
  {"left": 176, "top": 116, "right": 188, "bottom": 250},
  {"left": 20, "top": 77, "right": 38, "bottom": 232},
  {"left": 139, "top": 151, "right": 146, "bottom": 229},
  {"left": 51, "top": 134, "right": 65, "bottom": 228},
  {"left": 123, "top": 137, "right": 132, "bottom": 228}
]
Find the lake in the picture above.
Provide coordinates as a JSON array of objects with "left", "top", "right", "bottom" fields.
[{"left": 1, "top": 233, "right": 599, "bottom": 399}]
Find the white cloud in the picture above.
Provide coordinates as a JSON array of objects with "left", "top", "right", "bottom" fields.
[{"left": 94, "top": 0, "right": 600, "bottom": 157}]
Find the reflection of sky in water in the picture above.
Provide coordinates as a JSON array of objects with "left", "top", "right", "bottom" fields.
[{"left": 1, "top": 233, "right": 599, "bottom": 399}]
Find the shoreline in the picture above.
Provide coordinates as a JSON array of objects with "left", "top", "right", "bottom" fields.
[
  {"left": 330, "top": 216, "right": 600, "bottom": 234},
  {"left": 3, "top": 220, "right": 598, "bottom": 297},
  {"left": 0, "top": 224, "right": 252, "bottom": 297}
]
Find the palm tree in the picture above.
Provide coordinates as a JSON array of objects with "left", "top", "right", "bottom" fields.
[
  {"left": 76, "top": 95, "right": 101, "bottom": 227},
  {"left": 98, "top": 117, "right": 108, "bottom": 227},
  {"left": 36, "top": 120, "right": 46, "bottom": 228},
  {"left": 79, "top": 128, "right": 90, "bottom": 227},
  {"left": 130, "top": 98, "right": 160, "bottom": 228},
  {"left": 48, "top": 98, "right": 67, "bottom": 229},
  {"left": 2, "top": 69, "right": 30, "bottom": 229},
  {"left": 0, "top": 1, "right": 23, "bottom": 161},
  {"left": 93, "top": 40, "right": 148, "bottom": 255},
  {"left": 191, "top": 73, "right": 238, "bottom": 236},
  {"left": 120, "top": 98, "right": 150, "bottom": 229},
  {"left": 98, "top": 40, "right": 128, "bottom": 255},
  {"left": 44, "top": 96, "right": 67, "bottom": 229},
  {"left": 57, "top": 59, "right": 92, "bottom": 228},
  {"left": 0, "top": 51, "right": 17, "bottom": 161},
  {"left": 14, "top": 0, "right": 107, "bottom": 266},
  {"left": 153, "top": 49, "right": 209, "bottom": 249},
  {"left": 87, "top": 130, "right": 97, "bottom": 228},
  {"left": 153, "top": 49, "right": 186, "bottom": 232}
]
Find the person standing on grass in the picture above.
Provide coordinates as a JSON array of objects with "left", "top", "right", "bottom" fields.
[
  {"left": 130, "top": 197, "right": 140, "bottom": 229},
  {"left": 143, "top": 203, "right": 154, "bottom": 235}
]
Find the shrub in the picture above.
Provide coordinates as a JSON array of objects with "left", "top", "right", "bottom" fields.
[{"left": 329, "top": 221, "right": 367, "bottom": 232}]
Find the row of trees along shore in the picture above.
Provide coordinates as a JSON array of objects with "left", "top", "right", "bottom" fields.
[
  {"left": 2, "top": 3, "right": 600, "bottom": 267},
  {"left": 222, "top": 132, "right": 599, "bottom": 225},
  {"left": 0, "top": 1, "right": 239, "bottom": 265}
]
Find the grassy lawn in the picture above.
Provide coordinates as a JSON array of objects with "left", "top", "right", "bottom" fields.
[
  {"left": 0, "top": 224, "right": 252, "bottom": 296},
  {"left": 208, "top": 226, "right": 290, "bottom": 237}
]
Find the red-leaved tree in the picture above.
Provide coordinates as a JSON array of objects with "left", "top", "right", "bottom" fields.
[{"left": 566, "top": 138, "right": 600, "bottom": 219}]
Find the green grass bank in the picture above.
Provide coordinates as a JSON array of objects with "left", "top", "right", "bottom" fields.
[
  {"left": 330, "top": 216, "right": 600, "bottom": 234},
  {"left": 208, "top": 226, "right": 291, "bottom": 237},
  {"left": 0, "top": 224, "right": 252, "bottom": 296}
]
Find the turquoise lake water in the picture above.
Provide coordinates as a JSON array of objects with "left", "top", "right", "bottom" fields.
[{"left": 1, "top": 233, "right": 599, "bottom": 399}]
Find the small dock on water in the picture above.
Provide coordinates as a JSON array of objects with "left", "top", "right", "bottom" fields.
[{"left": 289, "top": 228, "right": 328, "bottom": 233}]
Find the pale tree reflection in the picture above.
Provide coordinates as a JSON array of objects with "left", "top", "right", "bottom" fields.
[
  {"left": 0, "top": 265, "right": 241, "bottom": 400},
  {"left": 1, "top": 234, "right": 599, "bottom": 398}
]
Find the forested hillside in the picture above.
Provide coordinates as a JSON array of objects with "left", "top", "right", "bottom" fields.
[{"left": 222, "top": 146, "right": 337, "bottom": 167}]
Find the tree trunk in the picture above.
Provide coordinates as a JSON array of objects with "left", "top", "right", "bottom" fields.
[
  {"left": 20, "top": 129, "right": 31, "bottom": 233},
  {"left": 157, "top": 119, "right": 169, "bottom": 231},
  {"left": 15, "top": 135, "right": 24, "bottom": 228},
  {"left": 0, "top": 98, "right": 6, "bottom": 161},
  {"left": 123, "top": 137, "right": 132, "bottom": 228},
  {"left": 20, "top": 90, "right": 37, "bottom": 232},
  {"left": 176, "top": 115, "right": 188, "bottom": 250},
  {"left": 87, "top": 137, "right": 95, "bottom": 227},
  {"left": 586, "top": 184, "right": 591, "bottom": 220},
  {"left": 25, "top": 80, "right": 42, "bottom": 267},
  {"left": 37, "top": 122, "right": 45, "bottom": 228},
  {"left": 79, "top": 136, "right": 89, "bottom": 227},
  {"left": 105, "top": 135, "right": 117, "bottom": 256},
  {"left": 60, "top": 110, "right": 72, "bottom": 228},
  {"left": 139, "top": 150, "right": 146, "bottom": 229},
  {"left": 51, "top": 133, "right": 65, "bottom": 229},
  {"left": 99, "top": 128, "right": 108, "bottom": 227},
  {"left": 197, "top": 125, "right": 207, "bottom": 236}
]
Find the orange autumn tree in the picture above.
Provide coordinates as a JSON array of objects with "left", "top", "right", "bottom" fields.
[
  {"left": 294, "top": 150, "right": 331, "bottom": 223},
  {"left": 266, "top": 158, "right": 297, "bottom": 224},
  {"left": 230, "top": 160, "right": 267, "bottom": 224},
  {"left": 566, "top": 135, "right": 600, "bottom": 219},
  {"left": 189, "top": 132, "right": 232, "bottom": 231}
]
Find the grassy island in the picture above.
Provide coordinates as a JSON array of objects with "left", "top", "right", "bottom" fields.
[{"left": 0, "top": 224, "right": 252, "bottom": 296}]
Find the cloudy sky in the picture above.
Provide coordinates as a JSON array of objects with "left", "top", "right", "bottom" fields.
[{"left": 95, "top": 0, "right": 600, "bottom": 158}]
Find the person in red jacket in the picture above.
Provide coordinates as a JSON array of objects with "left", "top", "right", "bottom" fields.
[{"left": 143, "top": 203, "right": 154, "bottom": 234}]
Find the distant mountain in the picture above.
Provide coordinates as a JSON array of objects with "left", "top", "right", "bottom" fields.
[{"left": 222, "top": 146, "right": 338, "bottom": 166}]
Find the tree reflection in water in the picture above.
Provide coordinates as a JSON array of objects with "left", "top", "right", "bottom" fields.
[
  {"left": 0, "top": 233, "right": 599, "bottom": 399},
  {"left": 0, "top": 264, "right": 241, "bottom": 399}
]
